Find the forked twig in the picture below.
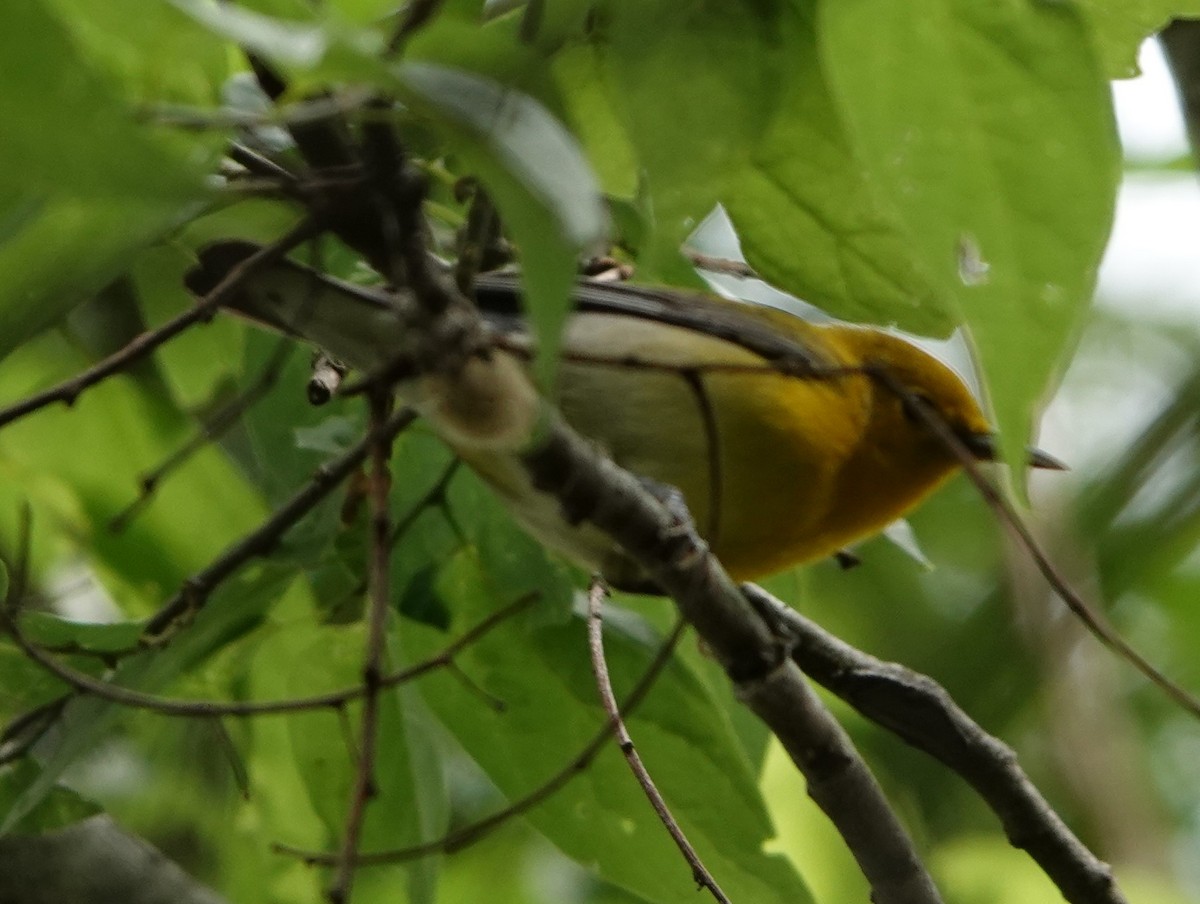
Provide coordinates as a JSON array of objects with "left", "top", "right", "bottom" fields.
[
  {"left": 275, "top": 618, "right": 687, "bottom": 866},
  {"left": 140, "top": 408, "right": 418, "bottom": 642},
  {"left": 1, "top": 595, "right": 534, "bottom": 719}
]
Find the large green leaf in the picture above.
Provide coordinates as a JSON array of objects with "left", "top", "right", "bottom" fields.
[
  {"left": 46, "top": 0, "right": 229, "bottom": 104},
  {"left": 591, "top": 0, "right": 954, "bottom": 330},
  {"left": 820, "top": 0, "right": 1120, "bottom": 475},
  {"left": 597, "top": 0, "right": 781, "bottom": 283},
  {"left": 0, "top": 200, "right": 193, "bottom": 362},
  {"left": 0, "top": 331, "right": 266, "bottom": 599},
  {"left": 387, "top": 466, "right": 813, "bottom": 904},
  {"left": 0, "top": 0, "right": 220, "bottom": 357},
  {"left": 250, "top": 619, "right": 448, "bottom": 901},
  {"left": 723, "top": 2, "right": 954, "bottom": 333},
  {"left": 0, "top": 1, "right": 211, "bottom": 202}
]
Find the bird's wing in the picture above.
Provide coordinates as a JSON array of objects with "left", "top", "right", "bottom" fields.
[{"left": 187, "top": 240, "right": 839, "bottom": 376}]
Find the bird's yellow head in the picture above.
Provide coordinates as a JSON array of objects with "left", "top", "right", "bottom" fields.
[{"left": 818, "top": 325, "right": 995, "bottom": 545}]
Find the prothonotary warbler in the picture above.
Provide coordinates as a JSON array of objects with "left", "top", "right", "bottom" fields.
[{"left": 187, "top": 241, "right": 1062, "bottom": 586}]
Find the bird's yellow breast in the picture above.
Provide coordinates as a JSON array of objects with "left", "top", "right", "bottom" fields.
[{"left": 465, "top": 311, "right": 883, "bottom": 581}]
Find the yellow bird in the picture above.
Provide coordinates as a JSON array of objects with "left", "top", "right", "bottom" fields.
[{"left": 187, "top": 242, "right": 1060, "bottom": 586}]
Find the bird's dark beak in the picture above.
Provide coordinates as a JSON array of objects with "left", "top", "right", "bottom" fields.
[
  {"left": 960, "top": 433, "right": 1067, "bottom": 471},
  {"left": 1027, "top": 447, "right": 1068, "bottom": 470}
]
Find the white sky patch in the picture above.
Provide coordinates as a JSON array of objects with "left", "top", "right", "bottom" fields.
[
  {"left": 1097, "top": 173, "right": 1200, "bottom": 320},
  {"left": 1112, "top": 39, "right": 1190, "bottom": 163},
  {"left": 1039, "top": 37, "right": 1200, "bottom": 486}
]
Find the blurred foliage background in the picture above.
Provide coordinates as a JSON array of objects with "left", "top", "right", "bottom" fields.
[{"left": 1, "top": 1, "right": 1199, "bottom": 902}]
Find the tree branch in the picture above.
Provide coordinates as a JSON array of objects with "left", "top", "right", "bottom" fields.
[
  {"left": 743, "top": 585, "right": 1128, "bottom": 904},
  {"left": 518, "top": 418, "right": 942, "bottom": 904},
  {"left": 236, "top": 112, "right": 947, "bottom": 901},
  {"left": 0, "top": 219, "right": 318, "bottom": 433}
]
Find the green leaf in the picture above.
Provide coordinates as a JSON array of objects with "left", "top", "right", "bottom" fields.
[
  {"left": 0, "top": 200, "right": 194, "bottom": 361},
  {"left": 0, "top": 330, "right": 266, "bottom": 597},
  {"left": 0, "top": 0, "right": 210, "bottom": 203},
  {"left": 598, "top": 0, "right": 780, "bottom": 281},
  {"left": 16, "top": 612, "right": 142, "bottom": 655},
  {"left": 0, "top": 0, "right": 222, "bottom": 357},
  {"left": 723, "top": 3, "right": 954, "bottom": 333},
  {"left": 400, "top": 63, "right": 606, "bottom": 252},
  {"left": 45, "top": 0, "right": 230, "bottom": 105},
  {"left": 397, "top": 62, "right": 607, "bottom": 385},
  {"left": 169, "top": 0, "right": 333, "bottom": 67},
  {"left": 407, "top": 550, "right": 813, "bottom": 904},
  {"left": 0, "top": 643, "right": 72, "bottom": 732},
  {"left": 552, "top": 45, "right": 639, "bottom": 200},
  {"left": 820, "top": 0, "right": 1119, "bottom": 478},
  {"left": 596, "top": 0, "right": 954, "bottom": 332},
  {"left": 0, "top": 760, "right": 101, "bottom": 835},
  {"left": 275, "top": 622, "right": 449, "bottom": 877},
  {"left": 0, "top": 565, "right": 293, "bottom": 834},
  {"left": 389, "top": 468, "right": 812, "bottom": 904},
  {"left": 239, "top": 582, "right": 448, "bottom": 900}
]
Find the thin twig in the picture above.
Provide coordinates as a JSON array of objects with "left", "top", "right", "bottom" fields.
[
  {"left": 335, "top": 458, "right": 462, "bottom": 609},
  {"left": 109, "top": 337, "right": 295, "bottom": 533},
  {"left": 227, "top": 143, "right": 301, "bottom": 187},
  {"left": 685, "top": 250, "right": 758, "bottom": 279},
  {"left": 0, "top": 219, "right": 319, "bottom": 433},
  {"left": 143, "top": 90, "right": 373, "bottom": 134},
  {"left": 879, "top": 371, "right": 1200, "bottom": 720},
  {"left": 586, "top": 578, "right": 730, "bottom": 904},
  {"left": 141, "top": 408, "right": 418, "bottom": 643},
  {"left": 328, "top": 391, "right": 395, "bottom": 904},
  {"left": 1, "top": 595, "right": 534, "bottom": 719},
  {"left": 385, "top": 0, "right": 447, "bottom": 56},
  {"left": 275, "top": 618, "right": 687, "bottom": 866}
]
